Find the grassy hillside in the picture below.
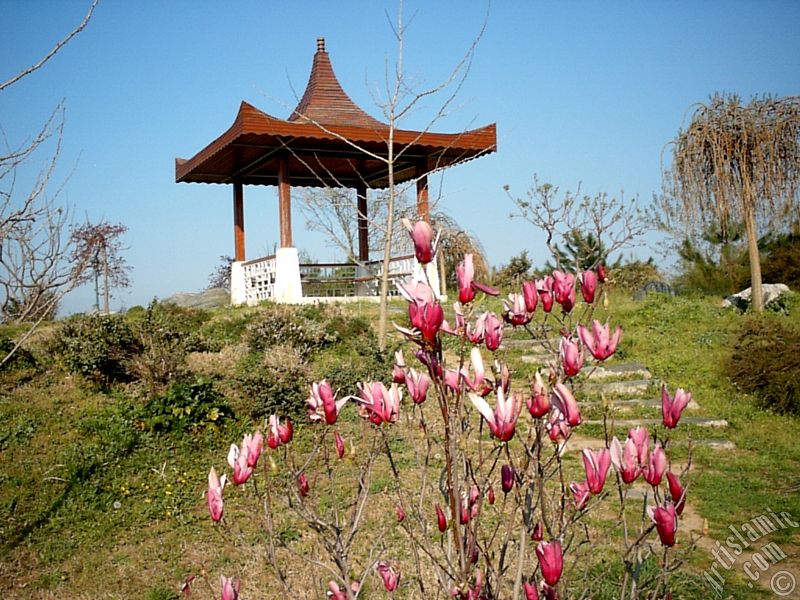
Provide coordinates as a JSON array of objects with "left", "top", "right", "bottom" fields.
[{"left": 0, "top": 293, "right": 797, "bottom": 599}]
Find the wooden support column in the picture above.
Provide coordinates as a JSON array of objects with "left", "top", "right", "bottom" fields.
[
  {"left": 415, "top": 161, "right": 430, "bottom": 222},
  {"left": 233, "top": 182, "right": 245, "bottom": 261},
  {"left": 356, "top": 183, "right": 369, "bottom": 262},
  {"left": 278, "top": 155, "right": 293, "bottom": 248}
]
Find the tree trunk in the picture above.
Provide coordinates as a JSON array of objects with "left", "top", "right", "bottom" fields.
[
  {"left": 743, "top": 203, "right": 764, "bottom": 312},
  {"left": 377, "top": 125, "right": 395, "bottom": 352},
  {"left": 102, "top": 242, "right": 110, "bottom": 314}
]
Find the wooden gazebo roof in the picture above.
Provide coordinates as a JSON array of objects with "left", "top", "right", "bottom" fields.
[{"left": 175, "top": 38, "right": 496, "bottom": 189}]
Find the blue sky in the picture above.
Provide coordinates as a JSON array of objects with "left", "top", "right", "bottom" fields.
[{"left": 2, "top": 1, "right": 798, "bottom": 313}]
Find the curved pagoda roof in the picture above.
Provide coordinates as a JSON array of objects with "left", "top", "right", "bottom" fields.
[{"left": 175, "top": 38, "right": 496, "bottom": 189}]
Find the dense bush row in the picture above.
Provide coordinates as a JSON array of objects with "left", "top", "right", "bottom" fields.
[
  {"left": 45, "top": 300, "right": 392, "bottom": 423},
  {"left": 726, "top": 314, "right": 800, "bottom": 415}
]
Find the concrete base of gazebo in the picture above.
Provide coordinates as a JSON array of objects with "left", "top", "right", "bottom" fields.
[{"left": 230, "top": 249, "right": 442, "bottom": 306}]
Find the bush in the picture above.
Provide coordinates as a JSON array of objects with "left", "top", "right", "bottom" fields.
[
  {"left": 132, "top": 379, "right": 232, "bottom": 433},
  {"left": 726, "top": 316, "right": 800, "bottom": 415},
  {"left": 125, "top": 301, "right": 216, "bottom": 393},
  {"left": 0, "top": 335, "right": 36, "bottom": 371},
  {"left": 245, "top": 304, "right": 338, "bottom": 356},
  {"left": 610, "top": 259, "right": 662, "bottom": 292},
  {"left": 53, "top": 314, "right": 140, "bottom": 383},
  {"left": 235, "top": 348, "right": 310, "bottom": 419}
]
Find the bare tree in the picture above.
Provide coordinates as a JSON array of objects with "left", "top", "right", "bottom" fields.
[
  {"left": 0, "top": 2, "right": 99, "bottom": 364},
  {"left": 70, "top": 220, "right": 132, "bottom": 314},
  {"left": 289, "top": 3, "right": 488, "bottom": 350},
  {"left": 665, "top": 93, "right": 800, "bottom": 311},
  {"left": 507, "top": 175, "right": 650, "bottom": 271},
  {"left": 299, "top": 186, "right": 415, "bottom": 263},
  {"left": 207, "top": 255, "right": 234, "bottom": 291}
]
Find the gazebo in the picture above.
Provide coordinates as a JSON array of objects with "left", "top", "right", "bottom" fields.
[{"left": 176, "top": 38, "right": 496, "bottom": 305}]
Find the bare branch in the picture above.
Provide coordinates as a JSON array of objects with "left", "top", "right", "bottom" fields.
[{"left": 0, "top": 0, "right": 100, "bottom": 92}]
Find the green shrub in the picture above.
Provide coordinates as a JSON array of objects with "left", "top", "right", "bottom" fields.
[
  {"left": 245, "top": 305, "right": 338, "bottom": 356},
  {"left": 199, "top": 311, "right": 254, "bottom": 350},
  {"left": 726, "top": 316, "right": 800, "bottom": 415},
  {"left": 132, "top": 379, "right": 232, "bottom": 433},
  {"left": 0, "top": 335, "right": 36, "bottom": 371},
  {"left": 52, "top": 314, "right": 140, "bottom": 383},
  {"left": 609, "top": 259, "right": 662, "bottom": 292},
  {"left": 235, "top": 348, "right": 310, "bottom": 419}
]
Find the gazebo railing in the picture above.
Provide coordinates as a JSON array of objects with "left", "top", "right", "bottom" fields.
[
  {"left": 236, "top": 253, "right": 416, "bottom": 303},
  {"left": 242, "top": 254, "right": 277, "bottom": 303},
  {"left": 299, "top": 254, "right": 415, "bottom": 298}
]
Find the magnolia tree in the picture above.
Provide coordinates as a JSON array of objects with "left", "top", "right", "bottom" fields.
[{"left": 203, "top": 221, "right": 695, "bottom": 600}]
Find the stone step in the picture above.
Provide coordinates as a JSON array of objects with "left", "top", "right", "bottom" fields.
[
  {"left": 585, "top": 363, "right": 652, "bottom": 381},
  {"left": 520, "top": 354, "right": 554, "bottom": 365},
  {"left": 584, "top": 417, "right": 728, "bottom": 429},
  {"left": 583, "top": 379, "right": 654, "bottom": 396},
  {"left": 504, "top": 338, "right": 560, "bottom": 351},
  {"left": 579, "top": 398, "right": 701, "bottom": 412}
]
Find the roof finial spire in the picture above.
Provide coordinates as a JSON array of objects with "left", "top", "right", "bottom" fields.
[{"left": 316, "top": 37, "right": 325, "bottom": 53}]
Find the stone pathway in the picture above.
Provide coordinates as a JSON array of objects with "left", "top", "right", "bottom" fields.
[{"left": 511, "top": 339, "right": 736, "bottom": 450}]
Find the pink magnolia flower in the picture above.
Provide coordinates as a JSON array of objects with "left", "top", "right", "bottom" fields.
[
  {"left": 551, "top": 271, "right": 574, "bottom": 304},
  {"left": 644, "top": 443, "right": 667, "bottom": 486},
  {"left": 503, "top": 293, "right": 531, "bottom": 326},
  {"left": 267, "top": 416, "right": 292, "bottom": 449},
  {"left": 579, "top": 269, "right": 598, "bottom": 304},
  {"left": 444, "top": 368, "right": 464, "bottom": 392},
  {"left": 435, "top": 503, "right": 448, "bottom": 532},
  {"left": 470, "top": 387, "right": 522, "bottom": 442},
  {"left": 464, "top": 347, "right": 493, "bottom": 397},
  {"left": 596, "top": 263, "right": 608, "bottom": 282},
  {"left": 487, "top": 485, "right": 496, "bottom": 505},
  {"left": 582, "top": 448, "right": 611, "bottom": 494},
  {"left": 570, "top": 480, "right": 591, "bottom": 510},
  {"left": 649, "top": 502, "right": 679, "bottom": 547},
  {"left": 357, "top": 381, "right": 402, "bottom": 425},
  {"left": 546, "top": 407, "right": 572, "bottom": 442},
  {"left": 298, "top": 472, "right": 309, "bottom": 497},
  {"left": 666, "top": 471, "right": 687, "bottom": 516},
  {"left": 610, "top": 436, "right": 641, "bottom": 484},
  {"left": 395, "top": 504, "right": 406, "bottom": 522},
  {"left": 527, "top": 371, "right": 551, "bottom": 418},
  {"left": 536, "top": 539, "right": 564, "bottom": 586},
  {"left": 328, "top": 581, "right": 360, "bottom": 600},
  {"left": 537, "top": 276, "right": 554, "bottom": 313},
  {"left": 551, "top": 382, "right": 582, "bottom": 426},
  {"left": 481, "top": 312, "right": 504, "bottom": 351},
  {"left": 376, "top": 561, "right": 400, "bottom": 592},
  {"left": 397, "top": 281, "right": 444, "bottom": 344},
  {"left": 405, "top": 218, "right": 435, "bottom": 264},
  {"left": 501, "top": 464, "right": 515, "bottom": 494},
  {"left": 628, "top": 426, "right": 650, "bottom": 466},
  {"left": 334, "top": 431, "right": 345, "bottom": 459},
  {"left": 207, "top": 467, "right": 226, "bottom": 522},
  {"left": 307, "top": 380, "right": 347, "bottom": 425},
  {"left": 328, "top": 581, "right": 347, "bottom": 600},
  {"left": 392, "top": 350, "right": 406, "bottom": 384},
  {"left": 523, "top": 581, "right": 539, "bottom": 600},
  {"left": 531, "top": 521, "right": 544, "bottom": 541},
  {"left": 457, "top": 253, "right": 477, "bottom": 304},
  {"left": 577, "top": 320, "right": 622, "bottom": 361},
  {"left": 456, "top": 253, "right": 498, "bottom": 304},
  {"left": 496, "top": 360, "right": 511, "bottom": 396},
  {"left": 465, "top": 317, "right": 485, "bottom": 344},
  {"left": 220, "top": 575, "right": 240, "bottom": 600},
  {"left": 522, "top": 280, "right": 539, "bottom": 313},
  {"left": 406, "top": 368, "right": 431, "bottom": 404},
  {"left": 227, "top": 433, "right": 260, "bottom": 485},
  {"left": 661, "top": 384, "right": 692, "bottom": 429},
  {"left": 559, "top": 336, "right": 584, "bottom": 377}
]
